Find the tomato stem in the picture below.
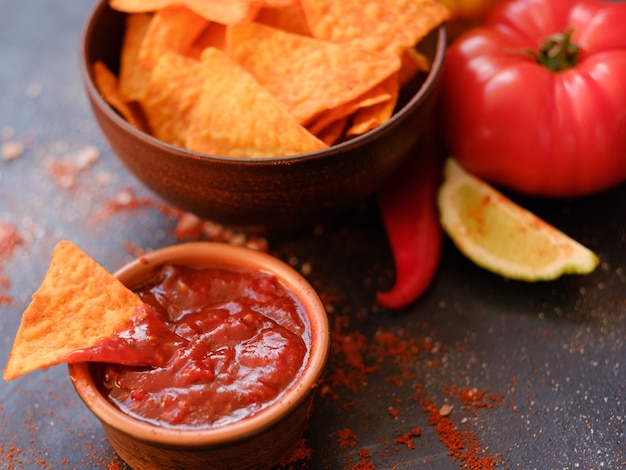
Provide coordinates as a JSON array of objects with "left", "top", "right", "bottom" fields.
[{"left": 527, "top": 28, "right": 579, "bottom": 72}]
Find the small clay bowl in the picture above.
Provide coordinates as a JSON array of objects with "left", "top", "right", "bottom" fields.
[
  {"left": 79, "top": 0, "right": 447, "bottom": 232},
  {"left": 68, "top": 242, "right": 330, "bottom": 470}
]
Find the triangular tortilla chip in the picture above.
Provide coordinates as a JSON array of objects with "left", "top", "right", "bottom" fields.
[
  {"left": 185, "top": 47, "right": 328, "bottom": 158},
  {"left": 315, "top": 116, "right": 349, "bottom": 146},
  {"left": 185, "top": 21, "right": 227, "bottom": 58},
  {"left": 110, "top": 0, "right": 259, "bottom": 24},
  {"left": 398, "top": 47, "right": 431, "bottom": 89},
  {"left": 140, "top": 52, "right": 205, "bottom": 147},
  {"left": 254, "top": 3, "right": 312, "bottom": 36},
  {"left": 118, "top": 13, "right": 153, "bottom": 103},
  {"left": 346, "top": 73, "right": 399, "bottom": 136},
  {"left": 138, "top": 5, "right": 209, "bottom": 69},
  {"left": 93, "top": 61, "right": 148, "bottom": 132},
  {"left": 226, "top": 22, "right": 401, "bottom": 124},
  {"left": 300, "top": 0, "right": 450, "bottom": 55},
  {"left": 306, "top": 82, "right": 392, "bottom": 136},
  {"left": 3, "top": 241, "right": 144, "bottom": 381}
]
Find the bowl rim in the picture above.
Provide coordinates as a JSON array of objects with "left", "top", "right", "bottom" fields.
[
  {"left": 68, "top": 242, "right": 330, "bottom": 447},
  {"left": 80, "top": 0, "right": 447, "bottom": 164}
]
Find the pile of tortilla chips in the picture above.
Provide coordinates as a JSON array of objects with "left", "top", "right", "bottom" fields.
[{"left": 95, "top": 0, "right": 449, "bottom": 158}]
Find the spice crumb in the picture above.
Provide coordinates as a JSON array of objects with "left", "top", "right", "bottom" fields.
[
  {"left": 439, "top": 404, "right": 453, "bottom": 417},
  {"left": 75, "top": 145, "right": 100, "bottom": 168},
  {"left": 277, "top": 438, "right": 312, "bottom": 468},
  {"left": 301, "top": 261, "right": 312, "bottom": 275},
  {"left": 335, "top": 428, "right": 358, "bottom": 449},
  {"left": 394, "top": 427, "right": 422, "bottom": 449},
  {"left": 0, "top": 223, "right": 22, "bottom": 269},
  {"left": 2, "top": 140, "right": 24, "bottom": 161}
]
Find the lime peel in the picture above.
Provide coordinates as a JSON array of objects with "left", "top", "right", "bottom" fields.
[{"left": 438, "top": 158, "right": 599, "bottom": 281}]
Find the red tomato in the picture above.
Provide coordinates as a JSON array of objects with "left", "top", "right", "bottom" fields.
[{"left": 440, "top": 0, "right": 626, "bottom": 198}]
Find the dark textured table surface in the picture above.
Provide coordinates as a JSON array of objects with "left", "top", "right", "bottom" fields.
[{"left": 2, "top": 1, "right": 626, "bottom": 469}]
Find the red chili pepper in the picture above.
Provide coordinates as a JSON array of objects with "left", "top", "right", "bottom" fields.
[{"left": 376, "top": 134, "right": 443, "bottom": 310}]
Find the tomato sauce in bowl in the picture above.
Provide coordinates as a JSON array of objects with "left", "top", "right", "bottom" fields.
[
  {"left": 95, "top": 264, "right": 310, "bottom": 430},
  {"left": 68, "top": 242, "right": 330, "bottom": 470}
]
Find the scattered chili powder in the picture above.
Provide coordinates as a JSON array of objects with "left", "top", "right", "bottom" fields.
[
  {"left": 0, "top": 275, "right": 12, "bottom": 306},
  {"left": 277, "top": 438, "right": 313, "bottom": 469},
  {"left": 346, "top": 447, "right": 375, "bottom": 470},
  {"left": 444, "top": 385, "right": 504, "bottom": 413},
  {"left": 0, "top": 222, "right": 21, "bottom": 269},
  {"left": 394, "top": 427, "right": 422, "bottom": 450},
  {"left": 335, "top": 427, "right": 359, "bottom": 449},
  {"left": 0, "top": 396, "right": 126, "bottom": 469},
  {"left": 46, "top": 158, "right": 82, "bottom": 190},
  {"left": 0, "top": 223, "right": 20, "bottom": 306},
  {"left": 352, "top": 460, "right": 376, "bottom": 470},
  {"left": 172, "top": 211, "right": 269, "bottom": 251},
  {"left": 95, "top": 187, "right": 270, "bottom": 251},
  {"left": 415, "top": 384, "right": 502, "bottom": 469},
  {"left": 95, "top": 187, "right": 175, "bottom": 221},
  {"left": 317, "top": 284, "right": 505, "bottom": 469},
  {"left": 327, "top": 329, "right": 377, "bottom": 393}
]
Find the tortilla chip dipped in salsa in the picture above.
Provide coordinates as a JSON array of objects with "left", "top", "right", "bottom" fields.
[{"left": 3, "top": 241, "right": 181, "bottom": 381}]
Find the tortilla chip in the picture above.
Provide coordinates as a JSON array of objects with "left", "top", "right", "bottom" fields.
[
  {"left": 346, "top": 74, "right": 399, "bottom": 136},
  {"left": 299, "top": 0, "right": 450, "bottom": 55},
  {"left": 185, "top": 21, "right": 227, "bottom": 58},
  {"left": 398, "top": 47, "right": 431, "bottom": 88},
  {"left": 316, "top": 117, "right": 349, "bottom": 146},
  {"left": 306, "top": 82, "right": 392, "bottom": 136},
  {"left": 110, "top": 0, "right": 259, "bottom": 24},
  {"left": 3, "top": 241, "right": 143, "bottom": 381},
  {"left": 185, "top": 47, "right": 328, "bottom": 157},
  {"left": 93, "top": 61, "right": 147, "bottom": 131},
  {"left": 254, "top": 3, "right": 311, "bottom": 36},
  {"left": 226, "top": 22, "right": 401, "bottom": 124},
  {"left": 258, "top": 0, "right": 296, "bottom": 6},
  {"left": 138, "top": 5, "right": 209, "bottom": 69},
  {"left": 110, "top": 0, "right": 173, "bottom": 13},
  {"left": 141, "top": 52, "right": 205, "bottom": 147},
  {"left": 118, "top": 13, "right": 153, "bottom": 102}
]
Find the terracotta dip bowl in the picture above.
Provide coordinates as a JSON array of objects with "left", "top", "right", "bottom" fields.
[
  {"left": 68, "top": 242, "right": 330, "bottom": 470},
  {"left": 80, "top": 0, "right": 447, "bottom": 231}
]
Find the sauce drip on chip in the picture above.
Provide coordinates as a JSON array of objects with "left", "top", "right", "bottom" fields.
[
  {"left": 2, "top": 241, "right": 179, "bottom": 381},
  {"left": 95, "top": 0, "right": 449, "bottom": 155}
]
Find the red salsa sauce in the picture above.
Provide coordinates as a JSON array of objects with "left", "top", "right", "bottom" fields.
[{"left": 94, "top": 264, "right": 310, "bottom": 430}]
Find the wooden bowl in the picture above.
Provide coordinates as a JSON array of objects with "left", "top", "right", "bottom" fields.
[
  {"left": 80, "top": 0, "right": 446, "bottom": 231},
  {"left": 68, "top": 242, "right": 330, "bottom": 470}
]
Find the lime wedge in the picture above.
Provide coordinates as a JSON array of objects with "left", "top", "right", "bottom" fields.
[{"left": 438, "top": 158, "right": 599, "bottom": 280}]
